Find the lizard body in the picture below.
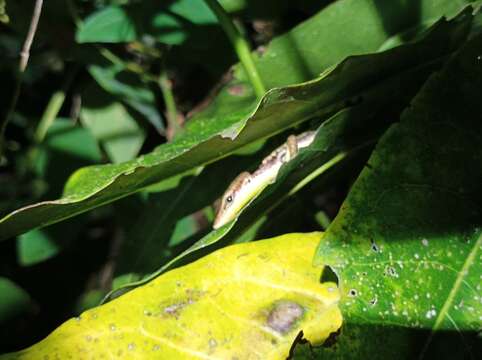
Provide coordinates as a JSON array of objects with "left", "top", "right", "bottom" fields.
[{"left": 213, "top": 131, "right": 316, "bottom": 229}]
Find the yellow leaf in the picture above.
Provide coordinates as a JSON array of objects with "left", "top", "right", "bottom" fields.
[{"left": 4, "top": 232, "right": 341, "bottom": 359}]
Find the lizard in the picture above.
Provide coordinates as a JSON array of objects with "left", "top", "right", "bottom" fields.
[
  {"left": 213, "top": 130, "right": 317, "bottom": 229},
  {"left": 101, "top": 130, "right": 317, "bottom": 303}
]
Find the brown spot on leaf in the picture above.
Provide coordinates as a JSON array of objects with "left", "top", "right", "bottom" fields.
[{"left": 266, "top": 300, "right": 304, "bottom": 334}]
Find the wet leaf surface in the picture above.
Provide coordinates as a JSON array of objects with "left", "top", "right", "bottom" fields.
[{"left": 314, "top": 30, "right": 482, "bottom": 356}]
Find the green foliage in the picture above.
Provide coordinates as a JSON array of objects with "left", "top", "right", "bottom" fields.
[
  {"left": 0, "top": 0, "right": 8, "bottom": 23},
  {"left": 0, "top": 278, "right": 30, "bottom": 323},
  {"left": 0, "top": 0, "right": 480, "bottom": 358},
  {"left": 77, "top": 0, "right": 218, "bottom": 45},
  {"left": 312, "top": 31, "right": 482, "bottom": 359}
]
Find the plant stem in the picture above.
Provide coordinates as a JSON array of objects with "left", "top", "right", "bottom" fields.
[
  {"left": 19, "top": 0, "right": 43, "bottom": 73},
  {"left": 158, "top": 71, "right": 180, "bottom": 140},
  {"left": 34, "top": 67, "right": 78, "bottom": 143},
  {"left": 0, "top": 0, "right": 44, "bottom": 155},
  {"left": 203, "top": 0, "right": 265, "bottom": 99}
]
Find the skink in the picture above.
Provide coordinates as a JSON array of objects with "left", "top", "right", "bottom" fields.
[{"left": 213, "top": 131, "right": 316, "bottom": 229}]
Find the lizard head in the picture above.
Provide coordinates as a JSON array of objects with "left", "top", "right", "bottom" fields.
[{"left": 213, "top": 172, "right": 251, "bottom": 229}]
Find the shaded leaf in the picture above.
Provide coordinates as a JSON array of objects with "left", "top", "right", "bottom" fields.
[
  {"left": 0, "top": 278, "right": 31, "bottom": 323},
  {"left": 17, "top": 120, "right": 101, "bottom": 265},
  {"left": 88, "top": 63, "right": 154, "bottom": 104},
  {"left": 87, "top": 62, "right": 164, "bottom": 134},
  {"left": 3, "top": 233, "right": 341, "bottom": 360},
  {"left": 103, "top": 216, "right": 236, "bottom": 302},
  {"left": 34, "top": 119, "right": 102, "bottom": 196}
]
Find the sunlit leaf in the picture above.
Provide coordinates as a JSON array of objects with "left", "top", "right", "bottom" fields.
[{"left": 3, "top": 233, "right": 341, "bottom": 360}]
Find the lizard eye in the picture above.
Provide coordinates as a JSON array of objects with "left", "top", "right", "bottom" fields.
[{"left": 226, "top": 195, "right": 233, "bottom": 203}]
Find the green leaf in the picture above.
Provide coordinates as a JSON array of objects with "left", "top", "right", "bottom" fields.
[
  {"left": 17, "top": 120, "right": 101, "bottom": 265},
  {"left": 76, "top": 6, "right": 136, "bottom": 44},
  {"left": 87, "top": 62, "right": 164, "bottom": 134},
  {"left": 80, "top": 86, "right": 146, "bottom": 163},
  {"left": 17, "top": 229, "right": 60, "bottom": 266},
  {"left": 88, "top": 63, "right": 154, "bottom": 104},
  {"left": 0, "top": 278, "right": 31, "bottom": 323},
  {"left": 0, "top": 8, "right": 474, "bottom": 241},
  {"left": 0, "top": 0, "right": 8, "bottom": 23},
  {"left": 34, "top": 119, "right": 102, "bottom": 195},
  {"left": 314, "top": 31, "right": 482, "bottom": 356},
  {"left": 76, "top": 0, "right": 217, "bottom": 45},
  {"left": 252, "top": 0, "right": 472, "bottom": 87}
]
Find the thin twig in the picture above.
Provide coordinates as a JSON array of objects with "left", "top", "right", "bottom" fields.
[
  {"left": 19, "top": 0, "right": 43, "bottom": 72},
  {"left": 0, "top": 0, "right": 44, "bottom": 154},
  {"left": 204, "top": 0, "right": 266, "bottom": 99}
]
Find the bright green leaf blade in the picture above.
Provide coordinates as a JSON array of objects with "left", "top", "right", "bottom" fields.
[
  {"left": 169, "top": 0, "right": 217, "bottom": 25},
  {"left": 17, "top": 229, "right": 60, "bottom": 266},
  {"left": 1, "top": 233, "right": 341, "bottom": 360},
  {"left": 314, "top": 31, "right": 482, "bottom": 353},
  {"left": 81, "top": 91, "right": 146, "bottom": 163},
  {"left": 76, "top": 0, "right": 217, "bottom": 45},
  {"left": 76, "top": 6, "right": 136, "bottom": 43},
  {"left": 0, "top": 6, "right": 474, "bottom": 241},
  {"left": 41, "top": 120, "right": 102, "bottom": 162}
]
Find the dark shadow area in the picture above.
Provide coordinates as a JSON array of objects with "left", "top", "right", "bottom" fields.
[
  {"left": 0, "top": 215, "right": 112, "bottom": 353},
  {"left": 319, "top": 265, "right": 339, "bottom": 285},
  {"left": 292, "top": 323, "right": 481, "bottom": 360}
]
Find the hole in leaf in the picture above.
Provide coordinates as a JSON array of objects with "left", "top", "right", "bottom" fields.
[{"left": 320, "top": 265, "right": 339, "bottom": 285}]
